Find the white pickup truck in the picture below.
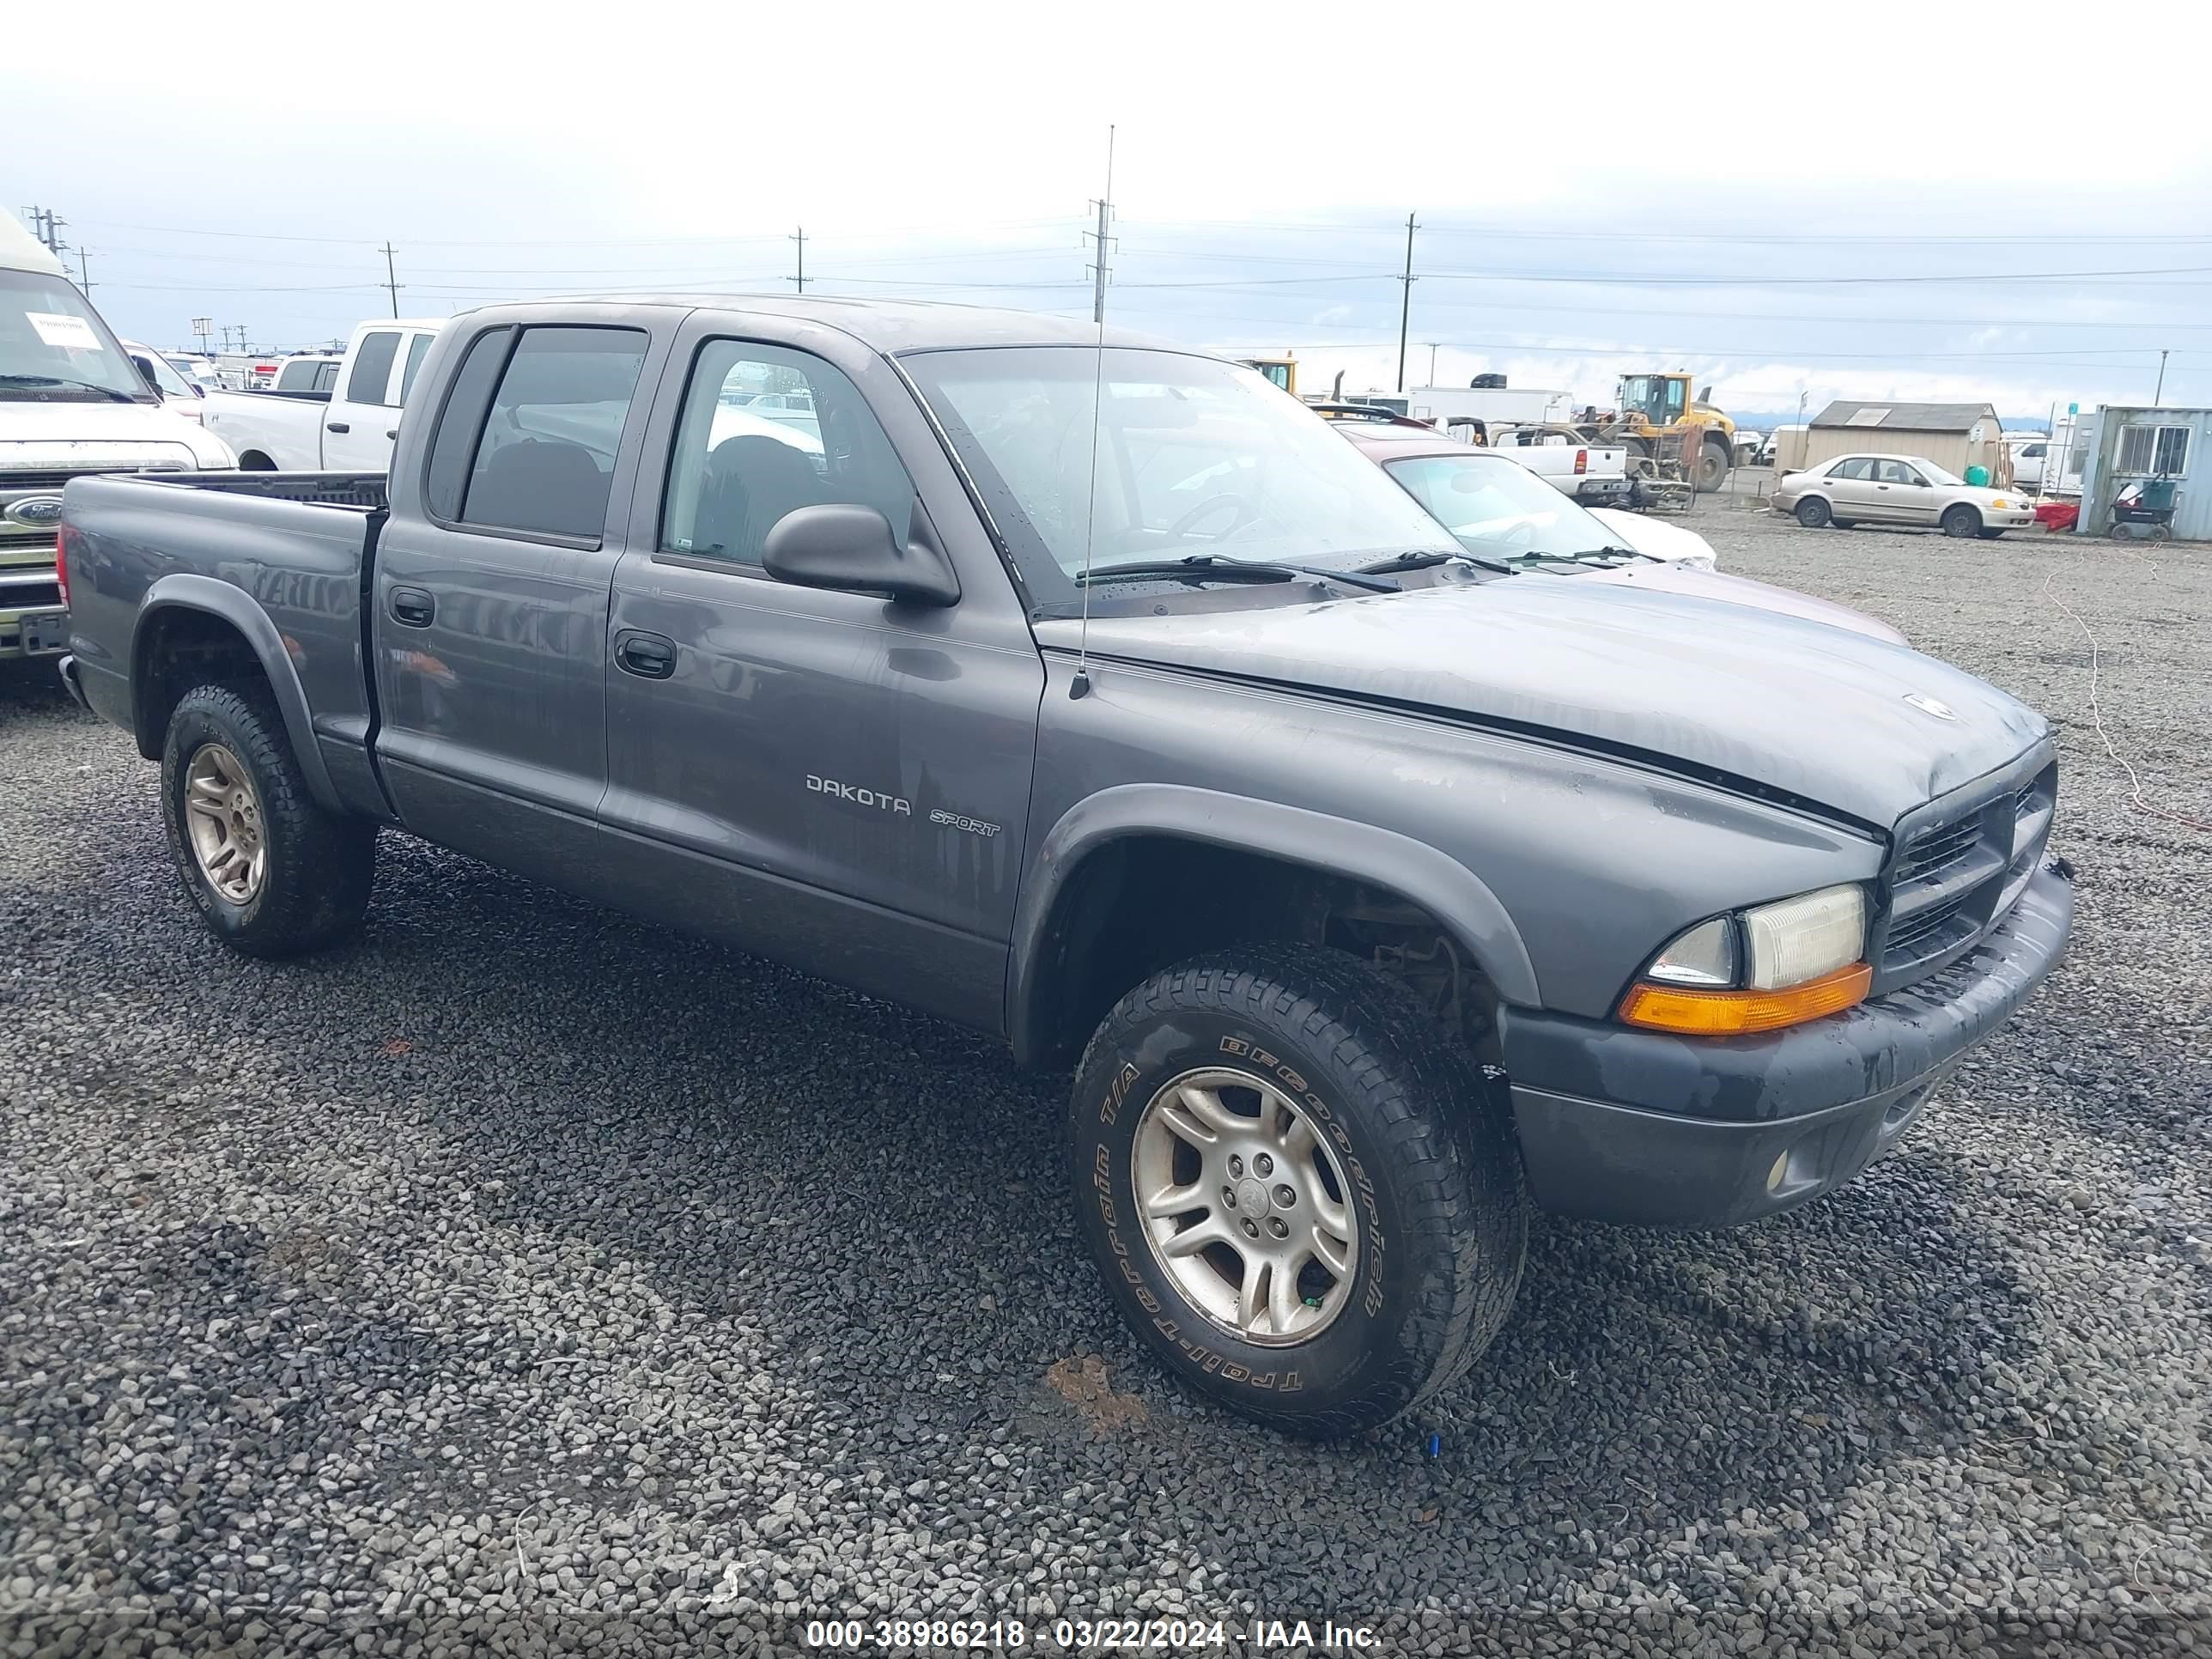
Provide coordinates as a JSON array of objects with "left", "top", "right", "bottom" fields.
[
  {"left": 203, "top": 319, "right": 441, "bottom": 471},
  {"left": 1487, "top": 422, "right": 1630, "bottom": 507}
]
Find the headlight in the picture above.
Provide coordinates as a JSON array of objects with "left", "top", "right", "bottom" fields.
[
  {"left": 1620, "top": 884, "right": 1869, "bottom": 1035},
  {"left": 1679, "top": 552, "right": 1717, "bottom": 571}
]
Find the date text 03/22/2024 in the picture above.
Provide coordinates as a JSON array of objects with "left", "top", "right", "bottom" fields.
[{"left": 802, "top": 1617, "right": 1381, "bottom": 1650}]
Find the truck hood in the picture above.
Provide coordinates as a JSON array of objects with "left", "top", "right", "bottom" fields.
[
  {"left": 0, "top": 401, "right": 233, "bottom": 468},
  {"left": 1571, "top": 559, "right": 1908, "bottom": 645},
  {"left": 1038, "top": 580, "right": 2045, "bottom": 829}
]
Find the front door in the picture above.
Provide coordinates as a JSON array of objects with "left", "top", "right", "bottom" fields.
[
  {"left": 598, "top": 319, "right": 1045, "bottom": 1030},
  {"left": 1871, "top": 458, "right": 1940, "bottom": 525},
  {"left": 372, "top": 320, "right": 657, "bottom": 889}
]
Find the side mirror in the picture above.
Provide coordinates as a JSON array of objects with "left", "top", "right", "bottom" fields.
[
  {"left": 762, "top": 503, "right": 960, "bottom": 608},
  {"left": 131, "top": 356, "right": 163, "bottom": 398}
]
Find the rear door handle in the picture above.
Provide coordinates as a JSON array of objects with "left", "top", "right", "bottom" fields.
[
  {"left": 388, "top": 586, "right": 435, "bottom": 627},
  {"left": 326, "top": 421, "right": 350, "bottom": 434},
  {"left": 616, "top": 630, "right": 677, "bottom": 679}
]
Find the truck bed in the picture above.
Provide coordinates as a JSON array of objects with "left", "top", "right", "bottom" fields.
[{"left": 59, "top": 471, "right": 390, "bottom": 809}]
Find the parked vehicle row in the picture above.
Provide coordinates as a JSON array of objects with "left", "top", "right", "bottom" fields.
[
  {"left": 2, "top": 211, "right": 234, "bottom": 663},
  {"left": 1771, "top": 453, "right": 2035, "bottom": 538},
  {"left": 57, "top": 298, "right": 2072, "bottom": 1437}
]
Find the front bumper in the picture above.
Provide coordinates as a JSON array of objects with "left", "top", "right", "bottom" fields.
[
  {"left": 1498, "top": 859, "right": 2073, "bottom": 1228},
  {"left": 1, "top": 602, "right": 70, "bottom": 661}
]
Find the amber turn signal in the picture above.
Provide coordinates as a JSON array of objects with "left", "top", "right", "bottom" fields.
[{"left": 1618, "top": 961, "right": 1873, "bottom": 1036}]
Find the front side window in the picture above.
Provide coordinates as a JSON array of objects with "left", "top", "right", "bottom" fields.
[
  {"left": 905, "top": 347, "right": 1453, "bottom": 605},
  {"left": 661, "top": 341, "right": 912, "bottom": 566},
  {"left": 348, "top": 331, "right": 401, "bottom": 404},
  {"left": 459, "top": 326, "right": 648, "bottom": 540},
  {"left": 1873, "top": 460, "right": 1922, "bottom": 485},
  {"left": 0, "top": 268, "right": 153, "bottom": 404}
]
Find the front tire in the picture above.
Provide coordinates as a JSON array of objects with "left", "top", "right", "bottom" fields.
[
  {"left": 1978, "top": 527, "right": 2006, "bottom": 540},
  {"left": 1694, "top": 441, "right": 1729, "bottom": 492},
  {"left": 1942, "top": 503, "right": 1982, "bottom": 538},
  {"left": 161, "top": 684, "right": 376, "bottom": 957},
  {"left": 1070, "top": 945, "right": 1528, "bottom": 1437},
  {"left": 1795, "top": 496, "right": 1833, "bottom": 529}
]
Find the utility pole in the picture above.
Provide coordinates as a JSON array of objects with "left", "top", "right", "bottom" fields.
[
  {"left": 789, "top": 227, "right": 807, "bottom": 294},
  {"left": 1395, "top": 210, "right": 1418, "bottom": 394},
  {"left": 1086, "top": 125, "right": 1117, "bottom": 325},
  {"left": 1424, "top": 342, "right": 1440, "bottom": 384},
  {"left": 378, "top": 243, "right": 402, "bottom": 318},
  {"left": 21, "top": 207, "right": 63, "bottom": 254},
  {"left": 75, "top": 246, "right": 92, "bottom": 291},
  {"left": 2154, "top": 349, "right": 2169, "bottom": 404}
]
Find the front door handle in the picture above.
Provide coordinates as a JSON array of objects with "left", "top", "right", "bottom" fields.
[
  {"left": 385, "top": 428, "right": 398, "bottom": 440},
  {"left": 327, "top": 421, "right": 350, "bottom": 434},
  {"left": 388, "top": 586, "right": 435, "bottom": 627},
  {"left": 616, "top": 630, "right": 677, "bottom": 679}
]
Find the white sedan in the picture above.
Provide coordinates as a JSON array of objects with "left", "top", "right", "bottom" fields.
[{"left": 1771, "top": 453, "right": 2037, "bottom": 538}]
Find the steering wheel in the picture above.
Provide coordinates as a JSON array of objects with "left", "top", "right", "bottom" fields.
[{"left": 1167, "top": 493, "right": 1255, "bottom": 542}]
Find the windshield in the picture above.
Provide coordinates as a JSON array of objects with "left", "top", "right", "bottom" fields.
[
  {"left": 0, "top": 269, "right": 156, "bottom": 403},
  {"left": 1381, "top": 452, "right": 1622, "bottom": 558},
  {"left": 130, "top": 346, "right": 197, "bottom": 398},
  {"left": 903, "top": 346, "right": 1455, "bottom": 603},
  {"left": 1917, "top": 459, "right": 1966, "bottom": 486}
]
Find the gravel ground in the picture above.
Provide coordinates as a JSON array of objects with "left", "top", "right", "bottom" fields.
[{"left": 3, "top": 510, "right": 2208, "bottom": 1657}]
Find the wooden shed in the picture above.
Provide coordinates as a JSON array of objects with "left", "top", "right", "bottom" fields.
[{"left": 1805, "top": 401, "right": 2012, "bottom": 485}]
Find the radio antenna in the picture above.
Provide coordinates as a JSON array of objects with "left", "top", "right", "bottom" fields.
[{"left": 1071, "top": 123, "right": 1115, "bottom": 701}]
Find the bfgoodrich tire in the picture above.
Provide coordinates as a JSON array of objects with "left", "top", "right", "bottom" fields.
[
  {"left": 161, "top": 683, "right": 376, "bottom": 958},
  {"left": 1070, "top": 945, "right": 1528, "bottom": 1437}
]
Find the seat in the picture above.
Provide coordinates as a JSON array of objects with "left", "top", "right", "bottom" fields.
[
  {"left": 466, "top": 438, "right": 609, "bottom": 538},
  {"left": 691, "top": 434, "right": 826, "bottom": 562}
]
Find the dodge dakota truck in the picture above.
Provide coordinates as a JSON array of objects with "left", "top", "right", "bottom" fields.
[{"left": 57, "top": 297, "right": 2073, "bottom": 1437}]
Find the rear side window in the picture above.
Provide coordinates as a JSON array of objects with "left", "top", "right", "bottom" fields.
[
  {"left": 458, "top": 326, "right": 649, "bottom": 540},
  {"left": 348, "top": 331, "right": 401, "bottom": 405},
  {"left": 1828, "top": 458, "right": 1874, "bottom": 481},
  {"left": 424, "top": 329, "right": 515, "bottom": 522}
]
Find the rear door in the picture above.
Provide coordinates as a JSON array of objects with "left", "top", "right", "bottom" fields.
[
  {"left": 1872, "top": 458, "right": 1940, "bottom": 525},
  {"left": 1821, "top": 456, "right": 1881, "bottom": 517},
  {"left": 371, "top": 317, "right": 662, "bottom": 890},
  {"left": 324, "top": 326, "right": 440, "bottom": 471}
]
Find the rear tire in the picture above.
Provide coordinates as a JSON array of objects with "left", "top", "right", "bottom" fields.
[
  {"left": 1942, "top": 503, "right": 1982, "bottom": 538},
  {"left": 1795, "top": 496, "right": 1833, "bottom": 529},
  {"left": 161, "top": 684, "right": 375, "bottom": 958},
  {"left": 238, "top": 452, "right": 276, "bottom": 472},
  {"left": 1069, "top": 944, "right": 1528, "bottom": 1437}
]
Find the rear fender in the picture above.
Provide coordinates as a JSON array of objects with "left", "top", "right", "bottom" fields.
[{"left": 131, "top": 573, "right": 342, "bottom": 811}]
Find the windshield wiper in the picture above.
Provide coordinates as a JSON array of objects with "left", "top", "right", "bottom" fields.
[
  {"left": 1075, "top": 555, "right": 1400, "bottom": 593},
  {"left": 0, "top": 374, "right": 142, "bottom": 403},
  {"left": 1358, "top": 548, "right": 1515, "bottom": 576},
  {"left": 1510, "top": 544, "right": 1658, "bottom": 566}
]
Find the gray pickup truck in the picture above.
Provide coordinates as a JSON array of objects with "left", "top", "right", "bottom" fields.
[{"left": 57, "top": 297, "right": 2073, "bottom": 1437}]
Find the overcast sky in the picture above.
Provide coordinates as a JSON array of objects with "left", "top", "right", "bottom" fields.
[{"left": 11, "top": 0, "right": 2210, "bottom": 419}]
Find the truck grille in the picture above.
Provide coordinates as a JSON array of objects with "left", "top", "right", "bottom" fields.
[
  {"left": 2, "top": 463, "right": 186, "bottom": 548},
  {"left": 1873, "top": 758, "right": 2057, "bottom": 991}
]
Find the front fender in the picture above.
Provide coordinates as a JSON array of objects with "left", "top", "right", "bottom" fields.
[
  {"left": 132, "top": 573, "right": 343, "bottom": 811},
  {"left": 1007, "top": 781, "right": 1540, "bottom": 1066}
]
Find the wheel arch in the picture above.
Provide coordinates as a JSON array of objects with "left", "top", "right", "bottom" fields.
[
  {"left": 131, "top": 574, "right": 342, "bottom": 811},
  {"left": 1008, "top": 783, "right": 1540, "bottom": 1070}
]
